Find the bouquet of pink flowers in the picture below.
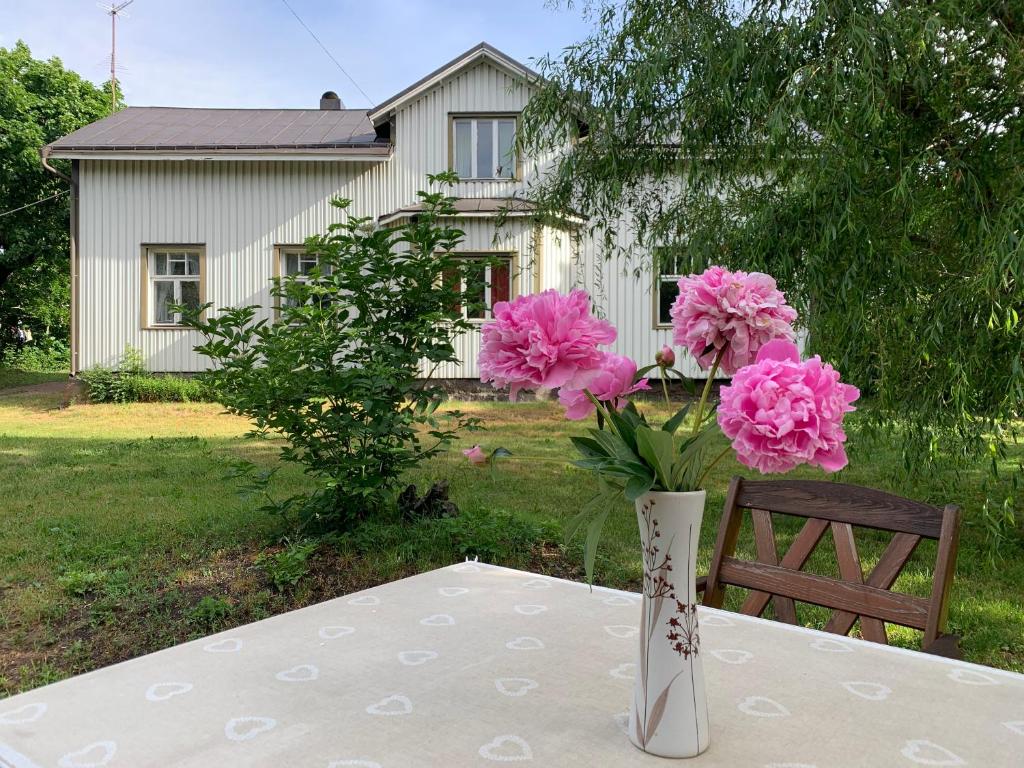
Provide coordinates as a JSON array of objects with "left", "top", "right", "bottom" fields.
[{"left": 474, "top": 267, "right": 859, "bottom": 578}]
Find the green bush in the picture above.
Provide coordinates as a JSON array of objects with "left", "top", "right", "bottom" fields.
[
  {"left": 5, "top": 337, "right": 70, "bottom": 372},
  {"left": 79, "top": 345, "right": 212, "bottom": 403},
  {"left": 187, "top": 596, "right": 233, "bottom": 627},
  {"left": 181, "top": 175, "right": 481, "bottom": 533}
]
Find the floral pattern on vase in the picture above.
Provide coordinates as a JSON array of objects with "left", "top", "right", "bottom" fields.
[{"left": 630, "top": 491, "right": 710, "bottom": 759}]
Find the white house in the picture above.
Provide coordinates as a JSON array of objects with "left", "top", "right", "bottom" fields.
[{"left": 43, "top": 43, "right": 694, "bottom": 378}]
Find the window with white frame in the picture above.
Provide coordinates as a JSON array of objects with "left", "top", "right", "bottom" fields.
[
  {"left": 443, "top": 254, "right": 513, "bottom": 321},
  {"left": 654, "top": 246, "right": 686, "bottom": 327},
  {"left": 452, "top": 116, "right": 517, "bottom": 180},
  {"left": 147, "top": 247, "right": 202, "bottom": 326},
  {"left": 278, "top": 247, "right": 329, "bottom": 308}
]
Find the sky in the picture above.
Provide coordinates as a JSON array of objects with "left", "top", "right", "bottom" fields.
[{"left": 0, "top": 0, "right": 593, "bottom": 109}]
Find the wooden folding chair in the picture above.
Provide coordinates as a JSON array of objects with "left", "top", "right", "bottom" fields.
[{"left": 698, "top": 477, "right": 962, "bottom": 657}]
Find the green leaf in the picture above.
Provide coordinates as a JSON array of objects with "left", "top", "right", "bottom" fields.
[
  {"left": 624, "top": 472, "right": 656, "bottom": 501},
  {"left": 635, "top": 425, "right": 675, "bottom": 488},
  {"left": 583, "top": 507, "right": 611, "bottom": 585},
  {"left": 661, "top": 403, "right": 692, "bottom": 434}
]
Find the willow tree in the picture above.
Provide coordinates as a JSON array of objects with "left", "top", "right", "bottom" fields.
[{"left": 520, "top": 1, "right": 1023, "bottom": 544}]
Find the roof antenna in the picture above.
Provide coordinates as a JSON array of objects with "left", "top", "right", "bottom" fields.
[{"left": 98, "top": 0, "right": 134, "bottom": 113}]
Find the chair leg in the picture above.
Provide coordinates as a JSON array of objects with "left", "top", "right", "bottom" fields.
[{"left": 923, "top": 634, "right": 962, "bottom": 659}]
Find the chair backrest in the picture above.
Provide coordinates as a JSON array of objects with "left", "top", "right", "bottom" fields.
[{"left": 702, "top": 477, "right": 961, "bottom": 649}]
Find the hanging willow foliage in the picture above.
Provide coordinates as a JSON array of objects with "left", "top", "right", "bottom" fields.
[{"left": 519, "top": 0, "right": 1023, "bottom": 546}]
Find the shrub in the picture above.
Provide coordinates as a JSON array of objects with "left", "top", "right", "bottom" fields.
[
  {"left": 187, "top": 595, "right": 233, "bottom": 627},
  {"left": 181, "top": 174, "right": 482, "bottom": 533},
  {"left": 6, "top": 337, "right": 70, "bottom": 372},
  {"left": 79, "top": 345, "right": 212, "bottom": 403}
]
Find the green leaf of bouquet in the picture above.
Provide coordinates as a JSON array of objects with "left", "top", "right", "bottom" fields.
[
  {"left": 661, "top": 403, "right": 692, "bottom": 434},
  {"left": 584, "top": 507, "right": 611, "bottom": 585},
  {"left": 624, "top": 472, "right": 656, "bottom": 501},
  {"left": 590, "top": 428, "right": 638, "bottom": 463},
  {"left": 636, "top": 425, "right": 676, "bottom": 488},
  {"left": 605, "top": 407, "right": 638, "bottom": 453},
  {"left": 570, "top": 435, "right": 608, "bottom": 459}
]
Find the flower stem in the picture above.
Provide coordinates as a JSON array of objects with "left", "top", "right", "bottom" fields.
[
  {"left": 660, "top": 372, "right": 671, "bottom": 406},
  {"left": 583, "top": 388, "right": 616, "bottom": 434},
  {"left": 696, "top": 444, "right": 732, "bottom": 488},
  {"left": 692, "top": 347, "right": 726, "bottom": 438}
]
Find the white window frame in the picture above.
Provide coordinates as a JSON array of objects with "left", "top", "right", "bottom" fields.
[
  {"left": 274, "top": 246, "right": 330, "bottom": 313},
  {"left": 654, "top": 246, "right": 684, "bottom": 328},
  {"left": 143, "top": 245, "right": 203, "bottom": 328},
  {"left": 451, "top": 115, "right": 518, "bottom": 180},
  {"left": 449, "top": 253, "right": 515, "bottom": 323}
]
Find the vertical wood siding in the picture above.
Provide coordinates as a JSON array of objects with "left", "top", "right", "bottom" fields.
[{"left": 75, "top": 59, "right": 680, "bottom": 378}]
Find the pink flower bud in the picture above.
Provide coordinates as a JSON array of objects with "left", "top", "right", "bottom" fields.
[{"left": 655, "top": 345, "right": 675, "bottom": 368}]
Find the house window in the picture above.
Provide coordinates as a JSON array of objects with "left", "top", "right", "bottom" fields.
[
  {"left": 452, "top": 116, "right": 517, "bottom": 180},
  {"left": 145, "top": 246, "right": 203, "bottom": 326},
  {"left": 654, "top": 246, "right": 685, "bottom": 327},
  {"left": 443, "top": 254, "right": 513, "bottom": 321},
  {"left": 277, "top": 247, "right": 329, "bottom": 309}
]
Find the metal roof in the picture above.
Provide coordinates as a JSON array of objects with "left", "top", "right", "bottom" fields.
[{"left": 45, "top": 107, "right": 387, "bottom": 157}]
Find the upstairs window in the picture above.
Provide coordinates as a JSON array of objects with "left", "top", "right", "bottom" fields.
[
  {"left": 452, "top": 115, "right": 517, "bottom": 180},
  {"left": 277, "top": 246, "right": 330, "bottom": 310},
  {"left": 654, "top": 245, "right": 685, "bottom": 327},
  {"left": 443, "top": 253, "right": 513, "bottom": 321},
  {"left": 145, "top": 246, "right": 203, "bottom": 327}
]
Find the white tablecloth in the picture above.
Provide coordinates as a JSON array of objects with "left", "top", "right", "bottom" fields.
[{"left": 0, "top": 563, "right": 1021, "bottom": 767}]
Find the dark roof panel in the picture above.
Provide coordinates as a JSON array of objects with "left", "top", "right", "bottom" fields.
[{"left": 46, "top": 107, "right": 385, "bottom": 155}]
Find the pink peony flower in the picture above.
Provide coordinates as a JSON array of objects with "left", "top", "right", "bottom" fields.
[
  {"left": 479, "top": 289, "right": 616, "bottom": 400},
  {"left": 558, "top": 353, "right": 650, "bottom": 420},
  {"left": 717, "top": 339, "right": 860, "bottom": 474},
  {"left": 462, "top": 445, "right": 488, "bottom": 466},
  {"left": 655, "top": 345, "right": 675, "bottom": 368},
  {"left": 670, "top": 266, "right": 797, "bottom": 375}
]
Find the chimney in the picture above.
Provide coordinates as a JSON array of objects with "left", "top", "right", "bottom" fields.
[{"left": 320, "top": 90, "right": 343, "bottom": 110}]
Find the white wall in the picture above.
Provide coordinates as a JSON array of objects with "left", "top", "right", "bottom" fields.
[{"left": 74, "top": 57, "right": 666, "bottom": 378}]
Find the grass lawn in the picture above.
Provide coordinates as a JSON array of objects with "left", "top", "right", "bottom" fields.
[
  {"left": 1, "top": 381, "right": 1022, "bottom": 697},
  {"left": 0, "top": 368, "right": 67, "bottom": 390}
]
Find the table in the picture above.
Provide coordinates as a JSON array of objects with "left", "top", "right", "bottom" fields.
[{"left": 1, "top": 563, "right": 1021, "bottom": 767}]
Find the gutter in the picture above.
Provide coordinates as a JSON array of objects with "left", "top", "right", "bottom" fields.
[{"left": 40, "top": 146, "right": 79, "bottom": 376}]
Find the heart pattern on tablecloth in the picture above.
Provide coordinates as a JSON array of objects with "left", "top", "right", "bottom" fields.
[
  {"left": 900, "top": 739, "right": 966, "bottom": 766},
  {"left": 0, "top": 702, "right": 47, "bottom": 724},
  {"left": 58, "top": 740, "right": 117, "bottom": 767},
  {"left": 453, "top": 563, "right": 481, "bottom": 573},
  {"left": 612, "top": 711, "right": 630, "bottom": 735},
  {"left": 601, "top": 594, "right": 636, "bottom": 607},
  {"left": 327, "top": 761, "right": 382, "bottom": 768},
  {"left": 494, "top": 678, "right": 539, "bottom": 697},
  {"left": 203, "top": 637, "right": 242, "bottom": 653},
  {"left": 521, "top": 579, "right": 551, "bottom": 590},
  {"left": 609, "top": 662, "right": 635, "bottom": 679},
  {"left": 478, "top": 734, "right": 533, "bottom": 762},
  {"left": 764, "top": 763, "right": 818, "bottom": 767},
  {"left": 738, "top": 696, "right": 790, "bottom": 718},
  {"left": 710, "top": 649, "right": 754, "bottom": 665},
  {"left": 224, "top": 716, "right": 276, "bottom": 742},
  {"left": 514, "top": 604, "right": 547, "bottom": 615},
  {"left": 275, "top": 664, "right": 319, "bottom": 682},
  {"left": 347, "top": 595, "right": 380, "bottom": 606},
  {"left": 946, "top": 668, "right": 998, "bottom": 686},
  {"left": 505, "top": 636, "right": 544, "bottom": 651},
  {"left": 439, "top": 586, "right": 469, "bottom": 597},
  {"left": 319, "top": 625, "right": 356, "bottom": 640},
  {"left": 841, "top": 681, "right": 891, "bottom": 701},
  {"left": 366, "top": 694, "right": 413, "bottom": 716},
  {"left": 603, "top": 625, "right": 638, "bottom": 639},
  {"left": 145, "top": 682, "right": 193, "bottom": 702},
  {"left": 809, "top": 638, "right": 853, "bottom": 653},
  {"left": 398, "top": 650, "right": 438, "bottom": 666},
  {"left": 420, "top": 613, "right": 455, "bottom": 626},
  {"left": 1003, "top": 721, "right": 1024, "bottom": 735},
  {"left": 698, "top": 612, "right": 734, "bottom": 627}
]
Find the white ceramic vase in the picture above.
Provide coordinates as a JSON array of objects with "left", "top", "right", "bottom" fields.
[{"left": 629, "top": 490, "right": 710, "bottom": 758}]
